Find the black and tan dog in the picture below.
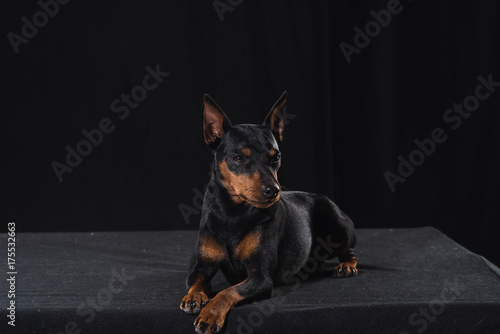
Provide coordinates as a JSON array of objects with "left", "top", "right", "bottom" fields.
[{"left": 180, "top": 92, "right": 357, "bottom": 334}]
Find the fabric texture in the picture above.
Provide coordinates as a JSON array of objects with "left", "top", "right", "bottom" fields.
[{"left": 2, "top": 227, "right": 500, "bottom": 333}]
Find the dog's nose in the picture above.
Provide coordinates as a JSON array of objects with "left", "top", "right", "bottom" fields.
[{"left": 262, "top": 185, "right": 280, "bottom": 199}]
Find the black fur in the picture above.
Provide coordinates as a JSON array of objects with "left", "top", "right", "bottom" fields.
[{"left": 180, "top": 92, "right": 357, "bottom": 334}]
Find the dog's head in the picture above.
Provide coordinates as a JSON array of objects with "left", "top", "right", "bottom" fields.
[{"left": 202, "top": 92, "right": 288, "bottom": 208}]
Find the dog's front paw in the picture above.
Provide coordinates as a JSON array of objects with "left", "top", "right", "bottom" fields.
[
  {"left": 194, "top": 304, "right": 226, "bottom": 334},
  {"left": 334, "top": 261, "right": 358, "bottom": 277},
  {"left": 180, "top": 292, "right": 209, "bottom": 314}
]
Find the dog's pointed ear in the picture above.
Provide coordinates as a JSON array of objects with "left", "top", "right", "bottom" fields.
[
  {"left": 263, "top": 91, "right": 287, "bottom": 142},
  {"left": 203, "top": 94, "right": 232, "bottom": 148}
]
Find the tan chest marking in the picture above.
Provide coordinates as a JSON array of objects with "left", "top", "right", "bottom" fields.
[
  {"left": 200, "top": 235, "right": 226, "bottom": 262},
  {"left": 234, "top": 230, "right": 262, "bottom": 260}
]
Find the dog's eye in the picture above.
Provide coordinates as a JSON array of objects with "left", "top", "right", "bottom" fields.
[
  {"left": 233, "top": 156, "right": 245, "bottom": 163},
  {"left": 271, "top": 154, "right": 281, "bottom": 164}
]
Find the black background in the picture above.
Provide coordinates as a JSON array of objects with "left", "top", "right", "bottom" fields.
[{"left": 2, "top": 0, "right": 499, "bottom": 265}]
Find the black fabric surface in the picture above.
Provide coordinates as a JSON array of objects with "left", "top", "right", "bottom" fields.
[{"left": 1, "top": 227, "right": 500, "bottom": 334}]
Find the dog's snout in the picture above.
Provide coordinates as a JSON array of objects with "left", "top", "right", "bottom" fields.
[{"left": 262, "top": 185, "right": 280, "bottom": 199}]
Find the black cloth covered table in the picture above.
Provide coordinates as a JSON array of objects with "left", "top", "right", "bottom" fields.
[{"left": 2, "top": 227, "right": 500, "bottom": 333}]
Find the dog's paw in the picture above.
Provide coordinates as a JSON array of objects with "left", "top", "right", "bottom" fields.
[
  {"left": 193, "top": 305, "right": 226, "bottom": 334},
  {"left": 334, "top": 261, "right": 358, "bottom": 278},
  {"left": 180, "top": 292, "right": 209, "bottom": 314}
]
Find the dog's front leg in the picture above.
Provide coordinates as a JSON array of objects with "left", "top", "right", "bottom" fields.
[
  {"left": 181, "top": 233, "right": 227, "bottom": 314},
  {"left": 180, "top": 264, "right": 215, "bottom": 314},
  {"left": 193, "top": 273, "right": 272, "bottom": 334}
]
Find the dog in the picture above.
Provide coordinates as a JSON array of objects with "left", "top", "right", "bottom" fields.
[{"left": 180, "top": 91, "right": 357, "bottom": 334}]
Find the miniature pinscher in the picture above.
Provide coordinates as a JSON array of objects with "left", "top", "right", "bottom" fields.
[{"left": 180, "top": 92, "right": 357, "bottom": 334}]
